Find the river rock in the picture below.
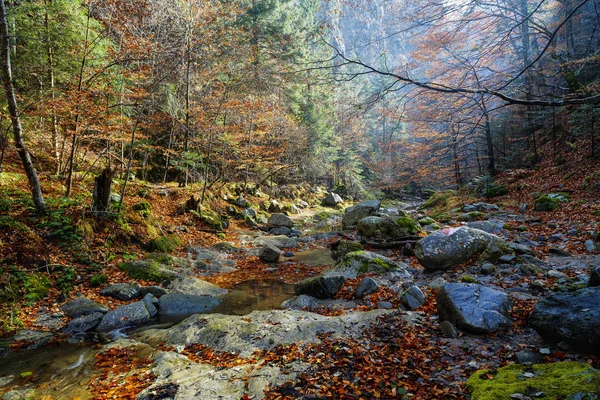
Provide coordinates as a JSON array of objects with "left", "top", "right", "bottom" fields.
[
  {"left": 357, "top": 216, "right": 383, "bottom": 237},
  {"left": 259, "top": 244, "right": 284, "bottom": 263},
  {"left": 268, "top": 213, "right": 294, "bottom": 228},
  {"left": 141, "top": 286, "right": 168, "bottom": 297},
  {"left": 60, "top": 297, "right": 109, "bottom": 318},
  {"left": 590, "top": 266, "right": 600, "bottom": 287},
  {"left": 270, "top": 226, "right": 291, "bottom": 236},
  {"left": 324, "top": 192, "right": 343, "bottom": 207},
  {"left": 437, "top": 283, "right": 513, "bottom": 333},
  {"left": 100, "top": 282, "right": 142, "bottom": 300},
  {"left": 342, "top": 200, "right": 381, "bottom": 228},
  {"left": 250, "top": 235, "right": 299, "bottom": 249},
  {"left": 331, "top": 250, "right": 410, "bottom": 279},
  {"left": 96, "top": 301, "right": 153, "bottom": 332},
  {"left": 330, "top": 240, "right": 364, "bottom": 260},
  {"left": 158, "top": 294, "right": 221, "bottom": 320},
  {"left": 529, "top": 287, "right": 600, "bottom": 352},
  {"left": 358, "top": 215, "right": 420, "bottom": 239},
  {"left": 465, "top": 219, "right": 505, "bottom": 234},
  {"left": 355, "top": 277, "right": 379, "bottom": 298},
  {"left": 62, "top": 312, "right": 104, "bottom": 334},
  {"left": 167, "top": 276, "right": 228, "bottom": 297},
  {"left": 415, "top": 227, "right": 510, "bottom": 271},
  {"left": 400, "top": 285, "right": 425, "bottom": 310},
  {"left": 295, "top": 275, "right": 345, "bottom": 299},
  {"left": 233, "top": 196, "right": 250, "bottom": 208},
  {"left": 281, "top": 294, "right": 316, "bottom": 310}
]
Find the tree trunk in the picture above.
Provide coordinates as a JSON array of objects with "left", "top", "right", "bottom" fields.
[
  {"left": 92, "top": 167, "right": 113, "bottom": 216},
  {"left": 0, "top": 0, "right": 46, "bottom": 214},
  {"left": 481, "top": 96, "right": 496, "bottom": 176},
  {"left": 44, "top": 0, "right": 60, "bottom": 175}
]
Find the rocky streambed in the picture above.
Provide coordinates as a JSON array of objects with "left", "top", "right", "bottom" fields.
[{"left": 1, "top": 196, "right": 600, "bottom": 400}]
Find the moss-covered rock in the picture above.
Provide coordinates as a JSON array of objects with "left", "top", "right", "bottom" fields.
[
  {"left": 393, "top": 216, "right": 421, "bottom": 235},
  {"left": 331, "top": 241, "right": 364, "bottom": 260},
  {"left": 534, "top": 193, "right": 570, "bottom": 211},
  {"left": 419, "top": 190, "right": 460, "bottom": 212},
  {"left": 418, "top": 216, "right": 436, "bottom": 226},
  {"left": 332, "top": 251, "right": 410, "bottom": 279},
  {"left": 466, "top": 362, "right": 600, "bottom": 400},
  {"left": 192, "top": 209, "right": 223, "bottom": 231},
  {"left": 118, "top": 260, "right": 178, "bottom": 283},
  {"left": 484, "top": 184, "right": 508, "bottom": 198},
  {"left": 147, "top": 235, "right": 182, "bottom": 253},
  {"left": 457, "top": 212, "right": 485, "bottom": 222},
  {"left": 132, "top": 201, "right": 152, "bottom": 218}
]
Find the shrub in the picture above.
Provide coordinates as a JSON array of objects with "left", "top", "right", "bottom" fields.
[
  {"left": 90, "top": 274, "right": 108, "bottom": 287},
  {"left": 133, "top": 201, "right": 152, "bottom": 218}
]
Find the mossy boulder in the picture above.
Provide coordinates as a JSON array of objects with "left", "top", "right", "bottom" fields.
[
  {"left": 132, "top": 201, "right": 152, "bottom": 218},
  {"left": 357, "top": 216, "right": 384, "bottom": 237},
  {"left": 342, "top": 200, "right": 381, "bottom": 228},
  {"left": 118, "top": 260, "right": 178, "bottom": 283},
  {"left": 418, "top": 216, "right": 436, "bottom": 226},
  {"left": 147, "top": 235, "right": 182, "bottom": 253},
  {"left": 192, "top": 209, "right": 223, "bottom": 231},
  {"left": 534, "top": 193, "right": 570, "bottom": 211},
  {"left": 466, "top": 362, "right": 600, "bottom": 400},
  {"left": 419, "top": 190, "right": 460, "bottom": 212},
  {"left": 332, "top": 251, "right": 410, "bottom": 279},
  {"left": 89, "top": 274, "right": 109, "bottom": 287},
  {"left": 357, "top": 215, "right": 421, "bottom": 239},
  {"left": 295, "top": 275, "right": 346, "bottom": 299},
  {"left": 457, "top": 212, "right": 485, "bottom": 222},
  {"left": 484, "top": 184, "right": 508, "bottom": 198},
  {"left": 331, "top": 241, "right": 364, "bottom": 260}
]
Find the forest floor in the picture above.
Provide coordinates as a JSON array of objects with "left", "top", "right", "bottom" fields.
[{"left": 0, "top": 146, "right": 599, "bottom": 399}]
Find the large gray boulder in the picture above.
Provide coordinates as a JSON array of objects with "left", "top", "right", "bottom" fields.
[
  {"left": 62, "top": 312, "right": 104, "bottom": 334},
  {"left": 100, "top": 282, "right": 142, "bottom": 300},
  {"left": 465, "top": 219, "right": 505, "bottom": 234},
  {"left": 529, "top": 287, "right": 600, "bottom": 352},
  {"left": 358, "top": 215, "right": 421, "bottom": 239},
  {"left": 437, "top": 283, "right": 512, "bottom": 333},
  {"left": 60, "top": 297, "right": 109, "bottom": 318},
  {"left": 158, "top": 294, "right": 221, "bottom": 320},
  {"left": 267, "top": 213, "right": 294, "bottom": 228},
  {"left": 415, "top": 227, "right": 509, "bottom": 271},
  {"left": 342, "top": 200, "right": 381, "bottom": 228},
  {"left": 96, "top": 301, "right": 153, "bottom": 332},
  {"left": 324, "top": 192, "right": 343, "bottom": 207},
  {"left": 295, "top": 275, "right": 346, "bottom": 299}
]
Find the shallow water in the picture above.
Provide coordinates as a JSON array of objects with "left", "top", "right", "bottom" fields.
[
  {"left": 290, "top": 247, "right": 334, "bottom": 267},
  {"left": 213, "top": 279, "right": 296, "bottom": 316}
]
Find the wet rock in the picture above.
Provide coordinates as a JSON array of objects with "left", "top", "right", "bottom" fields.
[
  {"left": 428, "top": 277, "right": 448, "bottom": 290},
  {"left": 268, "top": 213, "right": 294, "bottom": 228},
  {"left": 529, "top": 287, "right": 600, "bottom": 352},
  {"left": 100, "top": 282, "right": 142, "bottom": 301},
  {"left": 281, "top": 294, "right": 316, "bottom": 310},
  {"left": 96, "top": 301, "right": 153, "bottom": 332},
  {"left": 62, "top": 312, "right": 104, "bottom": 334},
  {"left": 324, "top": 192, "right": 343, "bottom": 207},
  {"left": 167, "top": 276, "right": 228, "bottom": 297},
  {"left": 158, "top": 294, "right": 221, "bottom": 320},
  {"left": 13, "top": 330, "right": 55, "bottom": 349},
  {"left": 342, "top": 200, "right": 381, "bottom": 228},
  {"left": 259, "top": 244, "right": 284, "bottom": 263},
  {"left": 60, "top": 297, "right": 109, "bottom": 319},
  {"left": 437, "top": 283, "right": 512, "bottom": 333},
  {"left": 295, "top": 275, "right": 345, "bottom": 299},
  {"left": 590, "top": 266, "right": 600, "bottom": 287},
  {"left": 401, "top": 286, "right": 425, "bottom": 310},
  {"left": 355, "top": 277, "right": 379, "bottom": 298},
  {"left": 439, "top": 321, "right": 458, "bottom": 338},
  {"left": 142, "top": 294, "right": 159, "bottom": 318},
  {"left": 415, "top": 227, "right": 510, "bottom": 271},
  {"left": 515, "top": 351, "right": 543, "bottom": 364}
]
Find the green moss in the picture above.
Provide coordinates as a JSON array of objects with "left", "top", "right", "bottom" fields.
[
  {"left": 118, "top": 260, "right": 175, "bottom": 283},
  {"left": 0, "top": 216, "right": 29, "bottom": 232},
  {"left": 461, "top": 275, "right": 477, "bottom": 283},
  {"left": 420, "top": 190, "right": 458, "bottom": 210},
  {"left": 371, "top": 257, "right": 394, "bottom": 270},
  {"left": 314, "top": 210, "right": 333, "bottom": 221},
  {"left": 457, "top": 212, "right": 485, "bottom": 221},
  {"left": 418, "top": 216, "right": 436, "bottom": 226},
  {"left": 147, "top": 235, "right": 182, "bottom": 253},
  {"left": 191, "top": 209, "right": 223, "bottom": 231},
  {"left": 332, "top": 241, "right": 364, "bottom": 260},
  {"left": 466, "top": 362, "right": 600, "bottom": 400},
  {"left": 395, "top": 216, "right": 421, "bottom": 235},
  {"left": 593, "top": 210, "right": 600, "bottom": 217},
  {"left": 484, "top": 184, "right": 508, "bottom": 198},
  {"left": 148, "top": 253, "right": 175, "bottom": 266},
  {"left": 534, "top": 193, "right": 569, "bottom": 211},
  {"left": 90, "top": 274, "right": 109, "bottom": 287},
  {"left": 23, "top": 274, "right": 51, "bottom": 303},
  {"left": 132, "top": 201, "right": 152, "bottom": 217}
]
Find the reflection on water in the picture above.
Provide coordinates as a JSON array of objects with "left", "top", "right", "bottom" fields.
[
  {"left": 0, "top": 343, "right": 96, "bottom": 399},
  {"left": 213, "top": 279, "right": 296, "bottom": 316},
  {"left": 291, "top": 247, "right": 334, "bottom": 267}
]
